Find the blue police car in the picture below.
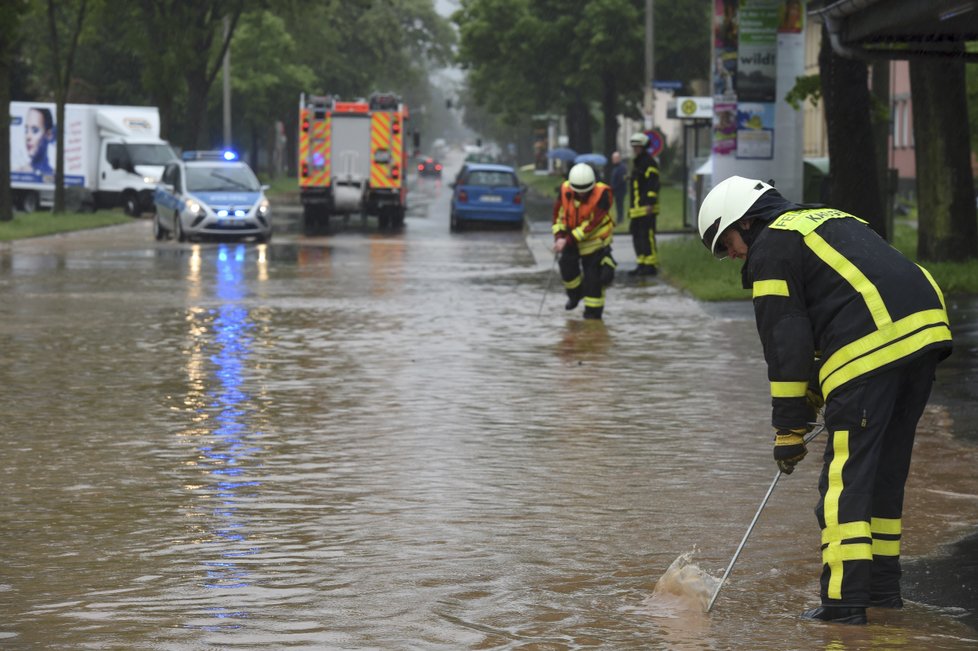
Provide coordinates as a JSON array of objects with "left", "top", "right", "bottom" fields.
[{"left": 153, "top": 151, "right": 272, "bottom": 243}]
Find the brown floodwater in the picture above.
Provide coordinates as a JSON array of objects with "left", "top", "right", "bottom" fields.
[{"left": 1, "top": 156, "right": 976, "bottom": 650}]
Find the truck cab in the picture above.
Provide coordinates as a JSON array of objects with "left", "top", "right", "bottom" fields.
[{"left": 100, "top": 139, "right": 178, "bottom": 215}]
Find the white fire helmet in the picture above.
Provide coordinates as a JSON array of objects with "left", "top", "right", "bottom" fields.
[
  {"left": 568, "top": 163, "right": 596, "bottom": 193},
  {"left": 629, "top": 132, "right": 649, "bottom": 147},
  {"left": 698, "top": 176, "right": 774, "bottom": 258}
]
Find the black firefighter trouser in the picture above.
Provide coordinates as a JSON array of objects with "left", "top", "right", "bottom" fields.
[
  {"left": 559, "top": 244, "right": 615, "bottom": 318},
  {"left": 629, "top": 213, "right": 659, "bottom": 267},
  {"left": 815, "top": 350, "right": 941, "bottom": 607}
]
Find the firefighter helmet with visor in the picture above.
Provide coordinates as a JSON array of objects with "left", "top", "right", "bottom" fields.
[
  {"left": 697, "top": 176, "right": 774, "bottom": 258},
  {"left": 568, "top": 163, "right": 596, "bottom": 193},
  {"left": 629, "top": 132, "right": 649, "bottom": 147}
]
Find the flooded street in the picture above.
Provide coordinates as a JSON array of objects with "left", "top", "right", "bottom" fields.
[{"left": 2, "top": 155, "right": 977, "bottom": 650}]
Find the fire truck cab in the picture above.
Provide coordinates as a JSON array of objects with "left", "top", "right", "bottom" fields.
[{"left": 298, "top": 92, "right": 409, "bottom": 233}]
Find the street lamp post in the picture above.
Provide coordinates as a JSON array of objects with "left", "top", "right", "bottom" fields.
[{"left": 645, "top": 0, "right": 655, "bottom": 129}]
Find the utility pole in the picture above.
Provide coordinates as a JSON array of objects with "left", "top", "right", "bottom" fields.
[
  {"left": 222, "top": 15, "right": 232, "bottom": 149},
  {"left": 644, "top": 0, "right": 655, "bottom": 129}
]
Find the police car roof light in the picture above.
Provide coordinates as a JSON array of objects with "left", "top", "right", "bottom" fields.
[{"left": 181, "top": 150, "right": 238, "bottom": 161}]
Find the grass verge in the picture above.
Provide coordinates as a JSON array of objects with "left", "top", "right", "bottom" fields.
[
  {"left": 658, "top": 217, "right": 978, "bottom": 301},
  {"left": 0, "top": 210, "right": 132, "bottom": 242}
]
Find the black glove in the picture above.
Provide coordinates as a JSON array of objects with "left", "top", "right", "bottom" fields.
[{"left": 773, "top": 428, "right": 808, "bottom": 474}]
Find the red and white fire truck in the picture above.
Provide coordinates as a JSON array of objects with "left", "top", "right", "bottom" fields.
[{"left": 298, "top": 92, "right": 409, "bottom": 233}]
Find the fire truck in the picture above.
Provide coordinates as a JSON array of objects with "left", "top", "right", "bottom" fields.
[{"left": 298, "top": 92, "right": 409, "bottom": 233}]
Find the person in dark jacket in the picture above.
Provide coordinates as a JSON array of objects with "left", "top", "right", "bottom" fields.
[
  {"left": 627, "top": 132, "right": 660, "bottom": 276},
  {"left": 698, "top": 176, "right": 953, "bottom": 625}
]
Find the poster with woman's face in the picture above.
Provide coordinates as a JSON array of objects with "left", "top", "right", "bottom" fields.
[{"left": 10, "top": 104, "right": 57, "bottom": 182}]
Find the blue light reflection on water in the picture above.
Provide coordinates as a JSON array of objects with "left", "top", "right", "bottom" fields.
[{"left": 193, "top": 243, "right": 262, "bottom": 625}]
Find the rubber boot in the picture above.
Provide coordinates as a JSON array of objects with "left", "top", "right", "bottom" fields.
[
  {"left": 800, "top": 605, "right": 867, "bottom": 625},
  {"left": 565, "top": 294, "right": 581, "bottom": 311},
  {"left": 583, "top": 306, "right": 603, "bottom": 320}
]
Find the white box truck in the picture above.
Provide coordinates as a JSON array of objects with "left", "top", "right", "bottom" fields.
[{"left": 9, "top": 102, "right": 178, "bottom": 214}]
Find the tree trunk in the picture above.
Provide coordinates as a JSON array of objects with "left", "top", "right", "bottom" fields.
[
  {"left": 186, "top": 66, "right": 211, "bottom": 150},
  {"left": 0, "top": 31, "right": 14, "bottom": 222},
  {"left": 565, "top": 92, "right": 592, "bottom": 155},
  {"left": 910, "top": 47, "right": 978, "bottom": 262},
  {"left": 871, "top": 61, "right": 891, "bottom": 240},
  {"left": 601, "top": 72, "right": 619, "bottom": 181},
  {"left": 818, "top": 23, "right": 884, "bottom": 235}
]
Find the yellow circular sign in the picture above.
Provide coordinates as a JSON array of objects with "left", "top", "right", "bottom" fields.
[{"left": 681, "top": 99, "right": 697, "bottom": 116}]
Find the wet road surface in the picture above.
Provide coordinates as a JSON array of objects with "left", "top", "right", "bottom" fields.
[{"left": 1, "top": 153, "right": 977, "bottom": 649}]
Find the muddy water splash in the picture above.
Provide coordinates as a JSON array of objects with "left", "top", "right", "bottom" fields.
[{"left": 644, "top": 550, "right": 720, "bottom": 615}]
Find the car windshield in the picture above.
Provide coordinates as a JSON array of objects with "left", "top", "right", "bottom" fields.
[
  {"left": 186, "top": 165, "right": 260, "bottom": 192},
  {"left": 464, "top": 171, "right": 516, "bottom": 188},
  {"left": 126, "top": 143, "right": 178, "bottom": 165}
]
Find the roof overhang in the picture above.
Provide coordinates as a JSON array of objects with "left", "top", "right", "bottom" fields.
[{"left": 809, "top": 0, "right": 978, "bottom": 60}]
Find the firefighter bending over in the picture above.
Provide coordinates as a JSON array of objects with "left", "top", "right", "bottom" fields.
[
  {"left": 552, "top": 163, "right": 616, "bottom": 320},
  {"left": 698, "top": 176, "right": 952, "bottom": 625}
]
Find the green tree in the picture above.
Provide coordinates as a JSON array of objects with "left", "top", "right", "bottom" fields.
[
  {"left": 228, "top": 10, "right": 315, "bottom": 173},
  {"left": 454, "top": 0, "right": 710, "bottom": 158},
  {"left": 130, "top": 1, "right": 247, "bottom": 149}
]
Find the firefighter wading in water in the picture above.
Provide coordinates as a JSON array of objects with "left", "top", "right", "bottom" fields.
[
  {"left": 552, "top": 163, "right": 616, "bottom": 320},
  {"left": 698, "top": 176, "right": 953, "bottom": 625}
]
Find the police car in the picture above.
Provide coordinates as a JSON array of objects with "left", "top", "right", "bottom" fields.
[{"left": 152, "top": 150, "right": 272, "bottom": 243}]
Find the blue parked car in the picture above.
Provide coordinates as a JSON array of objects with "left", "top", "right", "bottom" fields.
[{"left": 450, "top": 163, "right": 526, "bottom": 232}]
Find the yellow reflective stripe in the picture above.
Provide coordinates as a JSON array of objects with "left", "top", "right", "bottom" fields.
[
  {"left": 820, "top": 309, "right": 948, "bottom": 382},
  {"left": 825, "top": 430, "right": 848, "bottom": 528},
  {"left": 872, "top": 539, "right": 901, "bottom": 556},
  {"left": 871, "top": 517, "right": 901, "bottom": 535},
  {"left": 584, "top": 295, "right": 605, "bottom": 308},
  {"left": 821, "top": 520, "right": 871, "bottom": 545},
  {"left": 771, "top": 381, "right": 808, "bottom": 398},
  {"left": 823, "top": 542, "right": 873, "bottom": 564},
  {"left": 822, "top": 325, "right": 952, "bottom": 399},
  {"left": 552, "top": 223, "right": 565, "bottom": 234},
  {"left": 805, "top": 232, "right": 891, "bottom": 329},
  {"left": 753, "top": 279, "right": 789, "bottom": 298},
  {"left": 917, "top": 264, "right": 947, "bottom": 313},
  {"left": 563, "top": 275, "right": 582, "bottom": 290}
]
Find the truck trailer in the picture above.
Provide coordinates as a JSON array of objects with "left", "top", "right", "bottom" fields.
[
  {"left": 298, "top": 92, "right": 409, "bottom": 233},
  {"left": 9, "top": 102, "right": 177, "bottom": 214}
]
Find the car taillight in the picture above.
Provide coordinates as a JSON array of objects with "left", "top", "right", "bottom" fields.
[
  {"left": 418, "top": 164, "right": 424, "bottom": 171},
  {"left": 458, "top": 189, "right": 468, "bottom": 202},
  {"left": 301, "top": 162, "right": 308, "bottom": 177},
  {"left": 391, "top": 165, "right": 400, "bottom": 179},
  {"left": 435, "top": 164, "right": 442, "bottom": 171},
  {"left": 513, "top": 193, "right": 522, "bottom": 204}
]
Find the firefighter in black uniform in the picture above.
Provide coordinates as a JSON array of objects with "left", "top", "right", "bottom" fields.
[
  {"left": 553, "top": 163, "right": 616, "bottom": 320},
  {"left": 627, "top": 132, "right": 660, "bottom": 276},
  {"left": 698, "top": 176, "right": 952, "bottom": 625}
]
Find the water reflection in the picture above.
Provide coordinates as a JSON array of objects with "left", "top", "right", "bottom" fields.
[{"left": 183, "top": 243, "right": 263, "bottom": 627}]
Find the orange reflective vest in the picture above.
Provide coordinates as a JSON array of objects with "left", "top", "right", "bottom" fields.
[{"left": 552, "top": 181, "right": 614, "bottom": 255}]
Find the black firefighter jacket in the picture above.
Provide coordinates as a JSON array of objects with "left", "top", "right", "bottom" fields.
[{"left": 742, "top": 205, "right": 953, "bottom": 431}]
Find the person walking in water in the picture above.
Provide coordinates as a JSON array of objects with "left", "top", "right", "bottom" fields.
[
  {"left": 627, "top": 132, "right": 660, "bottom": 276},
  {"left": 697, "top": 175, "right": 952, "bottom": 625},
  {"left": 552, "top": 163, "right": 616, "bottom": 320}
]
